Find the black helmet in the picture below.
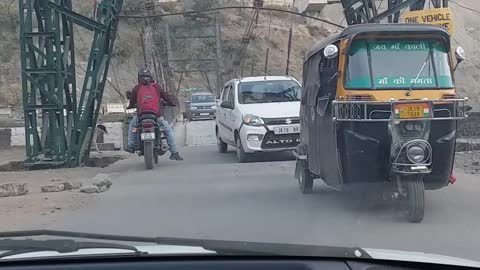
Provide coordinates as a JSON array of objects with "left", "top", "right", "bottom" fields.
[
  {"left": 138, "top": 67, "right": 153, "bottom": 85},
  {"left": 138, "top": 67, "right": 152, "bottom": 78}
]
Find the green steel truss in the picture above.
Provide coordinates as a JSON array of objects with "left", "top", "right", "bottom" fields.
[
  {"left": 19, "top": 0, "right": 123, "bottom": 167},
  {"left": 341, "top": 0, "right": 448, "bottom": 25}
]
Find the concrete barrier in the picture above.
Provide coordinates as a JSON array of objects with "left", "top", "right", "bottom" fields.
[
  {"left": 0, "top": 129, "right": 11, "bottom": 149},
  {"left": 0, "top": 122, "right": 125, "bottom": 149}
]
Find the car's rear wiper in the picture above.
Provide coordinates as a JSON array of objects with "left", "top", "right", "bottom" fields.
[
  {"left": 0, "top": 230, "right": 371, "bottom": 259},
  {"left": 0, "top": 239, "right": 146, "bottom": 259}
]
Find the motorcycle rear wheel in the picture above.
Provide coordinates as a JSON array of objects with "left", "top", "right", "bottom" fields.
[{"left": 144, "top": 141, "right": 154, "bottom": 170}]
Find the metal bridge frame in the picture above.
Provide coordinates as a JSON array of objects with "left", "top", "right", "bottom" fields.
[
  {"left": 19, "top": 0, "right": 123, "bottom": 167},
  {"left": 341, "top": 0, "right": 449, "bottom": 25}
]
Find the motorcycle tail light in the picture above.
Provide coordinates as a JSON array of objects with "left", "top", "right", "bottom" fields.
[
  {"left": 132, "top": 127, "right": 137, "bottom": 133},
  {"left": 143, "top": 128, "right": 152, "bottom": 133},
  {"left": 142, "top": 122, "right": 154, "bottom": 128}
]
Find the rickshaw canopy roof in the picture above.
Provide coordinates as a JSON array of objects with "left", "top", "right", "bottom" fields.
[{"left": 305, "top": 23, "right": 451, "bottom": 62}]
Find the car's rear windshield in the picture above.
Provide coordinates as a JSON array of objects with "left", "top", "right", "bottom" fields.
[
  {"left": 238, "top": 80, "right": 301, "bottom": 104},
  {"left": 191, "top": 94, "right": 215, "bottom": 103}
]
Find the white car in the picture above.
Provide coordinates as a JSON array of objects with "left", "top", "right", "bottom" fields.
[{"left": 215, "top": 76, "right": 302, "bottom": 162}]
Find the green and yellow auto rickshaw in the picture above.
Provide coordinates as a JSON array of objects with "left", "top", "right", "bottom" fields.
[{"left": 295, "top": 23, "right": 468, "bottom": 223}]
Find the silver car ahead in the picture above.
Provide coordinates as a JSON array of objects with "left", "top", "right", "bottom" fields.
[{"left": 187, "top": 92, "right": 217, "bottom": 121}]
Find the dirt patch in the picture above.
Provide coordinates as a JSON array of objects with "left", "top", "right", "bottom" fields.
[
  {"left": 0, "top": 161, "right": 26, "bottom": 171},
  {"left": 84, "top": 156, "right": 124, "bottom": 168},
  {"left": 0, "top": 156, "right": 124, "bottom": 171},
  {"left": 455, "top": 151, "right": 480, "bottom": 174}
]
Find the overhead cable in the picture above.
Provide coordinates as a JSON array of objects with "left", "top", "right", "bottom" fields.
[{"left": 120, "top": 6, "right": 345, "bottom": 28}]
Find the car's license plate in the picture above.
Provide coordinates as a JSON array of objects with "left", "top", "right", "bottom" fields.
[
  {"left": 200, "top": 113, "right": 209, "bottom": 116},
  {"left": 141, "top": 132, "right": 155, "bottom": 140},
  {"left": 273, "top": 125, "right": 301, "bottom": 135},
  {"left": 394, "top": 103, "right": 430, "bottom": 119}
]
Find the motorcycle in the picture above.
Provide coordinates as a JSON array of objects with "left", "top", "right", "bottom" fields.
[
  {"left": 126, "top": 90, "right": 170, "bottom": 169},
  {"left": 134, "top": 112, "right": 169, "bottom": 169}
]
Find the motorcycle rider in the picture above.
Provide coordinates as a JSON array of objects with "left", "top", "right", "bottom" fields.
[{"left": 127, "top": 68, "right": 183, "bottom": 161}]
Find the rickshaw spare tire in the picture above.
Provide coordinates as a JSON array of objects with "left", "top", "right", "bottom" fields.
[
  {"left": 405, "top": 175, "right": 425, "bottom": 223},
  {"left": 298, "top": 160, "right": 313, "bottom": 194}
]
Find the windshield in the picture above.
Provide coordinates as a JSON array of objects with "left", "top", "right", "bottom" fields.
[
  {"left": 345, "top": 39, "right": 453, "bottom": 89},
  {"left": 238, "top": 80, "right": 301, "bottom": 104},
  {"left": 2, "top": 0, "right": 480, "bottom": 266},
  {"left": 191, "top": 94, "right": 215, "bottom": 103}
]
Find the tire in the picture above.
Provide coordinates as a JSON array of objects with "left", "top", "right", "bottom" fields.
[
  {"left": 144, "top": 141, "right": 154, "bottom": 170},
  {"left": 154, "top": 148, "right": 159, "bottom": 164},
  {"left": 405, "top": 176, "right": 425, "bottom": 223},
  {"left": 236, "top": 137, "right": 250, "bottom": 163},
  {"left": 298, "top": 160, "right": 313, "bottom": 194},
  {"left": 217, "top": 132, "right": 228, "bottom": 153}
]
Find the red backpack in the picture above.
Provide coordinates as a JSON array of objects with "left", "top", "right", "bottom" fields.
[{"left": 137, "top": 83, "right": 160, "bottom": 116}]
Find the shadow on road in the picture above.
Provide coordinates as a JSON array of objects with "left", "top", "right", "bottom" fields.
[{"left": 220, "top": 149, "right": 295, "bottom": 163}]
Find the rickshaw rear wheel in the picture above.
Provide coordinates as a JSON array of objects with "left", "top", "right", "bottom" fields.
[
  {"left": 298, "top": 161, "right": 313, "bottom": 194},
  {"left": 405, "top": 176, "right": 425, "bottom": 223}
]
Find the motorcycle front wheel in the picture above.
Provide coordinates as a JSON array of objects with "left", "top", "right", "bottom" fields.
[{"left": 144, "top": 141, "right": 154, "bottom": 170}]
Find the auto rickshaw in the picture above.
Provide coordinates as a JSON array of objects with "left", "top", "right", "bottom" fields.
[{"left": 294, "top": 23, "right": 468, "bottom": 223}]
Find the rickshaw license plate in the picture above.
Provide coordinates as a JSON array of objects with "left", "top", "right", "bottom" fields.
[
  {"left": 394, "top": 103, "right": 430, "bottom": 119},
  {"left": 273, "top": 125, "right": 300, "bottom": 135}
]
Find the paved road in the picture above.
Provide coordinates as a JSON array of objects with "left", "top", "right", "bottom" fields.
[
  {"left": 185, "top": 120, "right": 216, "bottom": 146},
  {"left": 39, "top": 120, "right": 480, "bottom": 261}
]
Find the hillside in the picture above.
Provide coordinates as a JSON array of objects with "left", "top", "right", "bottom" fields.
[{"left": 0, "top": 0, "right": 479, "bottom": 110}]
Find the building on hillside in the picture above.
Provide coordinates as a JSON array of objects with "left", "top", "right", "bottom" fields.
[
  {"left": 104, "top": 103, "right": 127, "bottom": 115},
  {"left": 296, "top": 0, "right": 341, "bottom": 14},
  {"left": 157, "top": 0, "right": 178, "bottom": 5},
  {"left": 0, "top": 106, "right": 12, "bottom": 117},
  {"left": 102, "top": 103, "right": 136, "bottom": 115}
]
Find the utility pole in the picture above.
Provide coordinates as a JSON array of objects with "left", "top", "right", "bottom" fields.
[
  {"left": 241, "top": 58, "right": 246, "bottom": 77},
  {"left": 159, "top": 62, "right": 167, "bottom": 92},
  {"left": 140, "top": 32, "right": 147, "bottom": 67},
  {"left": 285, "top": 27, "right": 293, "bottom": 75},
  {"left": 152, "top": 51, "right": 159, "bottom": 80},
  {"left": 264, "top": 48, "right": 270, "bottom": 76},
  {"left": 285, "top": 0, "right": 295, "bottom": 75}
]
